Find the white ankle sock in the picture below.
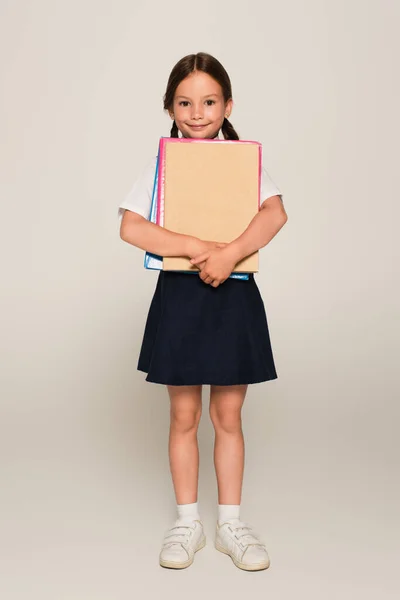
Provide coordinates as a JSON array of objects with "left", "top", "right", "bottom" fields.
[
  {"left": 177, "top": 502, "right": 200, "bottom": 522},
  {"left": 218, "top": 504, "right": 240, "bottom": 524}
]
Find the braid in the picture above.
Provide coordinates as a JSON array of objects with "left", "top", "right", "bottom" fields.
[
  {"left": 221, "top": 118, "right": 239, "bottom": 140},
  {"left": 170, "top": 120, "right": 179, "bottom": 138}
]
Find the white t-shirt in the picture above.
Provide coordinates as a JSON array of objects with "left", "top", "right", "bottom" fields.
[{"left": 118, "top": 137, "right": 282, "bottom": 225}]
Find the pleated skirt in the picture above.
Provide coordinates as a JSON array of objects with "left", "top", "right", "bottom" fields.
[{"left": 137, "top": 270, "right": 278, "bottom": 386}]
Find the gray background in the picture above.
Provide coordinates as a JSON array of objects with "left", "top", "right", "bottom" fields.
[{"left": 1, "top": 1, "right": 399, "bottom": 598}]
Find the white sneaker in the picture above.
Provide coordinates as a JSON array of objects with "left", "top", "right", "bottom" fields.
[
  {"left": 215, "top": 518, "right": 270, "bottom": 571},
  {"left": 159, "top": 518, "right": 206, "bottom": 569}
]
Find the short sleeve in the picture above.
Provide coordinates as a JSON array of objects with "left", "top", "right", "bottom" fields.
[
  {"left": 260, "top": 164, "right": 283, "bottom": 205},
  {"left": 117, "top": 156, "right": 157, "bottom": 225}
]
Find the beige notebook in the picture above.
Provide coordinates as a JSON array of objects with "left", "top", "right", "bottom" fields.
[{"left": 159, "top": 139, "right": 261, "bottom": 273}]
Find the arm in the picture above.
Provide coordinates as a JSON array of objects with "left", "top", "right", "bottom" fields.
[
  {"left": 190, "top": 196, "right": 288, "bottom": 287},
  {"left": 227, "top": 195, "right": 288, "bottom": 264},
  {"left": 120, "top": 210, "right": 222, "bottom": 258}
]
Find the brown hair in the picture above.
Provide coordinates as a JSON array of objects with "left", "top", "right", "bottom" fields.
[{"left": 163, "top": 52, "right": 239, "bottom": 140}]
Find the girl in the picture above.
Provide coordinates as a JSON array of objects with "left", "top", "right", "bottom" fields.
[{"left": 118, "top": 52, "right": 288, "bottom": 571}]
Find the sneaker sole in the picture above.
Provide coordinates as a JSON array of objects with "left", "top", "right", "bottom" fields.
[
  {"left": 159, "top": 536, "right": 206, "bottom": 569},
  {"left": 215, "top": 541, "right": 270, "bottom": 571}
]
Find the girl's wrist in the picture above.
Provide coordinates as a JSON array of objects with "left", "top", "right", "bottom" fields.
[
  {"left": 225, "top": 240, "right": 244, "bottom": 264},
  {"left": 185, "top": 235, "right": 200, "bottom": 257}
]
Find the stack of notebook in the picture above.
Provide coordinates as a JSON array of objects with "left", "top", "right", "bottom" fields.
[{"left": 144, "top": 137, "right": 262, "bottom": 280}]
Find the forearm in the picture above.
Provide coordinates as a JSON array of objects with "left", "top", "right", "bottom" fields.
[
  {"left": 120, "top": 211, "right": 193, "bottom": 257},
  {"left": 229, "top": 200, "right": 288, "bottom": 263}
]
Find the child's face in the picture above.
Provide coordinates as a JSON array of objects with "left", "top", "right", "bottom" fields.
[{"left": 170, "top": 71, "right": 233, "bottom": 139}]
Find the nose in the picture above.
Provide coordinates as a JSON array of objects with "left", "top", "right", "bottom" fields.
[{"left": 191, "top": 104, "right": 204, "bottom": 120}]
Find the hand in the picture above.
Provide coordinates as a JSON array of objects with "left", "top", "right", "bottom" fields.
[
  {"left": 187, "top": 237, "right": 227, "bottom": 270},
  {"left": 187, "top": 237, "right": 227, "bottom": 257},
  {"left": 190, "top": 245, "right": 240, "bottom": 287}
]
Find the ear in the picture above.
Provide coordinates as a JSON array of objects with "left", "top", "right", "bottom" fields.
[
  {"left": 224, "top": 98, "right": 233, "bottom": 119},
  {"left": 168, "top": 110, "right": 175, "bottom": 120}
]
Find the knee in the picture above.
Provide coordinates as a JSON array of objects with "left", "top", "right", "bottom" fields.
[
  {"left": 209, "top": 405, "right": 242, "bottom": 434},
  {"left": 170, "top": 406, "right": 201, "bottom": 434}
]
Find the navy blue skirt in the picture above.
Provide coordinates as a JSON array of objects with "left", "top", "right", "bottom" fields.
[{"left": 137, "top": 271, "right": 278, "bottom": 386}]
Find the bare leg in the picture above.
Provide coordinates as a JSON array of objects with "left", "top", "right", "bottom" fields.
[
  {"left": 209, "top": 384, "right": 248, "bottom": 504},
  {"left": 167, "top": 385, "right": 202, "bottom": 505}
]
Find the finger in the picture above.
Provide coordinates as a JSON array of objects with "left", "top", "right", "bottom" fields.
[
  {"left": 192, "top": 260, "right": 205, "bottom": 271},
  {"left": 190, "top": 252, "right": 210, "bottom": 265},
  {"left": 200, "top": 272, "right": 213, "bottom": 284},
  {"left": 203, "top": 275, "right": 213, "bottom": 284},
  {"left": 211, "top": 280, "right": 220, "bottom": 288},
  {"left": 215, "top": 243, "right": 227, "bottom": 248}
]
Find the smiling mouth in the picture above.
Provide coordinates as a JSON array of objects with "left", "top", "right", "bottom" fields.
[{"left": 188, "top": 124, "right": 209, "bottom": 128}]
